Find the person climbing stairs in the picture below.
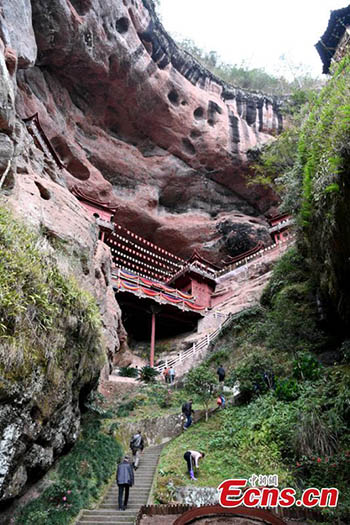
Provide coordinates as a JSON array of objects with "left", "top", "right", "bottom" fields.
[{"left": 77, "top": 444, "right": 163, "bottom": 525}]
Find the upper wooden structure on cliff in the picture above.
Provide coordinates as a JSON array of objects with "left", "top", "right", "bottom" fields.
[{"left": 316, "top": 5, "right": 350, "bottom": 74}]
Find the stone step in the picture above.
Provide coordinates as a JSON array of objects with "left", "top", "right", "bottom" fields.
[
  {"left": 104, "top": 500, "right": 148, "bottom": 505},
  {"left": 104, "top": 499, "right": 148, "bottom": 504},
  {"left": 104, "top": 497, "right": 148, "bottom": 502},
  {"left": 111, "top": 480, "right": 153, "bottom": 485},
  {"left": 100, "top": 504, "right": 141, "bottom": 509},
  {"left": 107, "top": 489, "right": 149, "bottom": 493},
  {"left": 80, "top": 511, "right": 138, "bottom": 517},
  {"left": 81, "top": 510, "right": 137, "bottom": 516},
  {"left": 78, "top": 516, "right": 135, "bottom": 525},
  {"left": 123, "top": 486, "right": 151, "bottom": 490}
]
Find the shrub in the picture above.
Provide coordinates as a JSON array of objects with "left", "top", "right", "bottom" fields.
[
  {"left": 205, "top": 348, "right": 230, "bottom": 367},
  {"left": 226, "top": 354, "right": 277, "bottom": 402},
  {"left": 185, "top": 365, "right": 217, "bottom": 420},
  {"left": 293, "top": 352, "right": 322, "bottom": 380},
  {"left": 294, "top": 408, "right": 337, "bottom": 458},
  {"left": 119, "top": 366, "right": 139, "bottom": 378},
  {"left": 341, "top": 340, "right": 350, "bottom": 364},
  {"left": 275, "top": 377, "right": 300, "bottom": 401},
  {"left": 116, "top": 400, "right": 137, "bottom": 417},
  {"left": 137, "top": 365, "right": 160, "bottom": 383}
]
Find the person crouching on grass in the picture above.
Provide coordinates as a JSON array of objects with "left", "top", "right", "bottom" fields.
[{"left": 183, "top": 450, "right": 205, "bottom": 481}]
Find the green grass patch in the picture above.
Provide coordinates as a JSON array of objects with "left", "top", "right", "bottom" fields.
[{"left": 155, "top": 400, "right": 294, "bottom": 502}]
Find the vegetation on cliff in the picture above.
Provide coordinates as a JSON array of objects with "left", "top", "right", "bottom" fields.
[
  {"left": 0, "top": 208, "right": 103, "bottom": 387},
  {"left": 0, "top": 205, "right": 109, "bottom": 512},
  {"left": 254, "top": 56, "right": 350, "bottom": 326},
  {"left": 0, "top": 206, "right": 104, "bottom": 387},
  {"left": 177, "top": 39, "right": 322, "bottom": 95}
]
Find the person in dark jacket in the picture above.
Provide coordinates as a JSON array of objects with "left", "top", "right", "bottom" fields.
[
  {"left": 130, "top": 430, "right": 144, "bottom": 470},
  {"left": 116, "top": 455, "right": 134, "bottom": 510},
  {"left": 182, "top": 399, "right": 194, "bottom": 430},
  {"left": 217, "top": 365, "right": 226, "bottom": 383}
]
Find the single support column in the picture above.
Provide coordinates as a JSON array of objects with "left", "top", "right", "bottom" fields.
[
  {"left": 149, "top": 304, "right": 161, "bottom": 367},
  {"left": 150, "top": 311, "right": 156, "bottom": 368}
]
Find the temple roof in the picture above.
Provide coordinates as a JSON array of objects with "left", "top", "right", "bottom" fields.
[
  {"left": 267, "top": 212, "right": 291, "bottom": 225},
  {"left": 23, "top": 113, "right": 65, "bottom": 169},
  {"left": 315, "top": 5, "right": 350, "bottom": 74},
  {"left": 187, "top": 249, "right": 222, "bottom": 271},
  {"left": 71, "top": 186, "right": 118, "bottom": 213}
]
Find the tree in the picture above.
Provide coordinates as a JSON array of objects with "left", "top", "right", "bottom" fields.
[{"left": 185, "top": 365, "right": 218, "bottom": 421}]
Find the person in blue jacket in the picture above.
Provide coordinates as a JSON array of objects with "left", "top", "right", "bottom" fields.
[{"left": 116, "top": 456, "right": 134, "bottom": 510}]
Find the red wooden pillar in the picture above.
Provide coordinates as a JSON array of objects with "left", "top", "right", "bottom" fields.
[{"left": 150, "top": 311, "right": 156, "bottom": 367}]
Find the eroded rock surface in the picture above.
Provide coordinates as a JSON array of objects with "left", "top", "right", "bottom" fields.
[
  {"left": 0, "top": 4, "right": 125, "bottom": 503},
  {"left": 12, "top": 0, "right": 281, "bottom": 262}
]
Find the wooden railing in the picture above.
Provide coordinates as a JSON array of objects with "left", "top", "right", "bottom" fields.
[{"left": 111, "top": 268, "right": 207, "bottom": 315}]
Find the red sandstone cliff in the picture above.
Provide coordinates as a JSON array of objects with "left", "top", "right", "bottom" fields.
[{"left": 3, "top": 0, "right": 282, "bottom": 264}]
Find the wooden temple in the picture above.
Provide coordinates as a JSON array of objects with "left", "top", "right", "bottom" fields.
[
  {"left": 267, "top": 213, "right": 293, "bottom": 244},
  {"left": 166, "top": 250, "right": 219, "bottom": 309},
  {"left": 315, "top": 5, "right": 350, "bottom": 74},
  {"left": 21, "top": 112, "right": 296, "bottom": 367},
  {"left": 71, "top": 186, "right": 116, "bottom": 241},
  {"left": 70, "top": 189, "right": 212, "bottom": 365}
]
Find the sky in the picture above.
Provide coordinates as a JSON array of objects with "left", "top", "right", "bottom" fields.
[{"left": 157, "top": 0, "right": 348, "bottom": 78}]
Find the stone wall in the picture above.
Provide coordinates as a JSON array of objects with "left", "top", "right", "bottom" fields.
[{"left": 115, "top": 407, "right": 216, "bottom": 452}]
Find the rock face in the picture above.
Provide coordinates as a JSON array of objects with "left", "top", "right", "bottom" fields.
[
  {"left": 0, "top": 3, "right": 125, "bottom": 504},
  {"left": 11, "top": 0, "right": 280, "bottom": 263}
]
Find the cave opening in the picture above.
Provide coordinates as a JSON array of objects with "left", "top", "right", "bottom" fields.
[
  {"left": 182, "top": 137, "right": 196, "bottom": 155},
  {"left": 116, "top": 294, "right": 199, "bottom": 343},
  {"left": 34, "top": 181, "right": 51, "bottom": 200},
  {"left": 116, "top": 17, "right": 130, "bottom": 34},
  {"left": 69, "top": 0, "right": 91, "bottom": 16},
  {"left": 168, "top": 89, "right": 179, "bottom": 105},
  {"left": 194, "top": 107, "right": 204, "bottom": 119},
  {"left": 66, "top": 158, "right": 90, "bottom": 181}
]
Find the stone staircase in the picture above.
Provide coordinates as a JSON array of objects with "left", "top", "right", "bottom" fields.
[{"left": 77, "top": 445, "right": 163, "bottom": 525}]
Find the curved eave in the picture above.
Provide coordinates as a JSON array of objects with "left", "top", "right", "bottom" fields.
[{"left": 315, "top": 5, "right": 350, "bottom": 74}]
